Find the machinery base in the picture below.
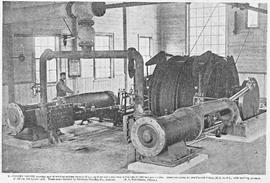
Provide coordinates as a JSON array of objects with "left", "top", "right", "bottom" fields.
[
  {"left": 226, "top": 111, "right": 266, "bottom": 138},
  {"left": 14, "top": 126, "right": 48, "bottom": 141},
  {"left": 128, "top": 153, "right": 208, "bottom": 174},
  {"left": 140, "top": 144, "right": 203, "bottom": 167},
  {"left": 3, "top": 133, "right": 49, "bottom": 149}
]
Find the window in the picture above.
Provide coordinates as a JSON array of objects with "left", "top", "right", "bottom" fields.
[
  {"left": 189, "top": 3, "right": 226, "bottom": 56},
  {"left": 138, "top": 36, "right": 153, "bottom": 76},
  {"left": 94, "top": 34, "right": 113, "bottom": 79},
  {"left": 35, "top": 37, "right": 58, "bottom": 83},
  {"left": 247, "top": 3, "right": 259, "bottom": 28},
  {"left": 59, "top": 38, "right": 72, "bottom": 74}
]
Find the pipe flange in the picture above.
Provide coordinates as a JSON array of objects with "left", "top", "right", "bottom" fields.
[
  {"left": 131, "top": 116, "right": 166, "bottom": 157},
  {"left": 78, "top": 19, "right": 95, "bottom": 26},
  {"left": 6, "top": 103, "right": 25, "bottom": 135},
  {"left": 91, "top": 2, "right": 106, "bottom": 17}
]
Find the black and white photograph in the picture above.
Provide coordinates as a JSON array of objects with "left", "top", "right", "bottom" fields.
[{"left": 1, "top": 0, "right": 268, "bottom": 182}]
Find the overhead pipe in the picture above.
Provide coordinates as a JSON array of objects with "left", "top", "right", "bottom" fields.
[
  {"left": 105, "top": 2, "right": 170, "bottom": 9},
  {"left": 39, "top": 48, "right": 144, "bottom": 115},
  {"left": 3, "top": 2, "right": 106, "bottom": 24},
  {"left": 4, "top": 1, "right": 173, "bottom": 24}
]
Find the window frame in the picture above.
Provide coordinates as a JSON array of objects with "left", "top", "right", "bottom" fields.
[
  {"left": 246, "top": 3, "right": 260, "bottom": 29},
  {"left": 93, "top": 33, "right": 114, "bottom": 80},
  {"left": 188, "top": 3, "right": 226, "bottom": 56},
  {"left": 34, "top": 36, "right": 59, "bottom": 84},
  {"left": 59, "top": 37, "right": 73, "bottom": 76},
  {"left": 137, "top": 35, "right": 153, "bottom": 76}
]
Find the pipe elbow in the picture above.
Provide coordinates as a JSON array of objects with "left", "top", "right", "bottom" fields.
[
  {"left": 127, "top": 47, "right": 144, "bottom": 116},
  {"left": 40, "top": 49, "right": 55, "bottom": 62},
  {"left": 127, "top": 47, "right": 144, "bottom": 67}
]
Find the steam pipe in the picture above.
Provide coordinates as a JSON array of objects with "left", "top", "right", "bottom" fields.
[
  {"left": 39, "top": 48, "right": 144, "bottom": 115},
  {"left": 128, "top": 48, "right": 144, "bottom": 117},
  {"left": 4, "top": 2, "right": 106, "bottom": 24}
]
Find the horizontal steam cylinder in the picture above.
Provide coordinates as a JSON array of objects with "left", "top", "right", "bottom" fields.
[
  {"left": 6, "top": 91, "right": 118, "bottom": 135},
  {"left": 147, "top": 51, "right": 239, "bottom": 116},
  {"left": 131, "top": 98, "right": 241, "bottom": 157},
  {"left": 64, "top": 91, "right": 117, "bottom": 107}
]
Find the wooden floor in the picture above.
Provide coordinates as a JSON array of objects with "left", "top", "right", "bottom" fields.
[{"left": 2, "top": 120, "right": 266, "bottom": 174}]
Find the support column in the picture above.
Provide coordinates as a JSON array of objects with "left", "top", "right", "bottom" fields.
[
  {"left": 71, "top": 17, "right": 78, "bottom": 92},
  {"left": 7, "top": 25, "right": 15, "bottom": 103},
  {"left": 123, "top": 6, "right": 128, "bottom": 90}
]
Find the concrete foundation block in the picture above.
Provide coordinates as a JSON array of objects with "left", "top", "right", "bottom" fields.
[
  {"left": 128, "top": 154, "right": 208, "bottom": 174},
  {"left": 208, "top": 112, "right": 266, "bottom": 143},
  {"left": 3, "top": 134, "right": 49, "bottom": 149}
]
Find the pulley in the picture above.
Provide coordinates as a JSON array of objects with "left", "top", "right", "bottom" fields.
[{"left": 148, "top": 51, "right": 240, "bottom": 116}]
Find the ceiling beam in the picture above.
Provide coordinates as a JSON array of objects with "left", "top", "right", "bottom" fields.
[{"left": 227, "top": 3, "right": 267, "bottom": 14}]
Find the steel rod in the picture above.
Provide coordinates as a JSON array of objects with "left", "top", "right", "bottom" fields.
[{"left": 229, "top": 87, "right": 249, "bottom": 101}]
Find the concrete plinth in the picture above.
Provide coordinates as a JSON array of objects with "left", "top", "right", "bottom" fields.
[
  {"left": 208, "top": 112, "right": 266, "bottom": 143},
  {"left": 2, "top": 134, "right": 49, "bottom": 149},
  {"left": 128, "top": 154, "right": 208, "bottom": 174}
]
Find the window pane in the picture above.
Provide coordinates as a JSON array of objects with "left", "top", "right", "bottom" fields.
[
  {"left": 190, "top": 3, "right": 226, "bottom": 56},
  {"left": 95, "top": 59, "right": 111, "bottom": 78},
  {"left": 34, "top": 37, "right": 57, "bottom": 83},
  {"left": 60, "top": 59, "right": 68, "bottom": 73},
  {"left": 190, "top": 36, "right": 197, "bottom": 46},
  {"left": 94, "top": 35, "right": 112, "bottom": 79},
  {"left": 248, "top": 3, "right": 258, "bottom": 27},
  {"left": 114, "top": 59, "right": 124, "bottom": 75},
  {"left": 81, "top": 59, "right": 93, "bottom": 78},
  {"left": 95, "top": 36, "right": 110, "bottom": 50},
  {"left": 190, "top": 27, "right": 197, "bottom": 36},
  {"left": 204, "top": 36, "right": 211, "bottom": 45},
  {"left": 203, "top": 26, "right": 212, "bottom": 35},
  {"left": 139, "top": 37, "right": 152, "bottom": 75}
]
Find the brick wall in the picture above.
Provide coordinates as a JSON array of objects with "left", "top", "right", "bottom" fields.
[
  {"left": 227, "top": 3, "right": 267, "bottom": 99},
  {"left": 158, "top": 3, "right": 186, "bottom": 55}
]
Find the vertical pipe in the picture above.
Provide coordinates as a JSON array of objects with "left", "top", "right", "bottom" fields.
[
  {"left": 71, "top": 17, "right": 78, "bottom": 92},
  {"left": 39, "top": 49, "right": 55, "bottom": 106},
  {"left": 71, "top": 18, "right": 78, "bottom": 51},
  {"left": 123, "top": 6, "right": 128, "bottom": 90},
  {"left": 185, "top": 3, "right": 190, "bottom": 55},
  {"left": 127, "top": 48, "right": 144, "bottom": 116}
]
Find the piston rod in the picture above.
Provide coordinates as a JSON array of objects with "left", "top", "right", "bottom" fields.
[{"left": 229, "top": 78, "right": 256, "bottom": 101}]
